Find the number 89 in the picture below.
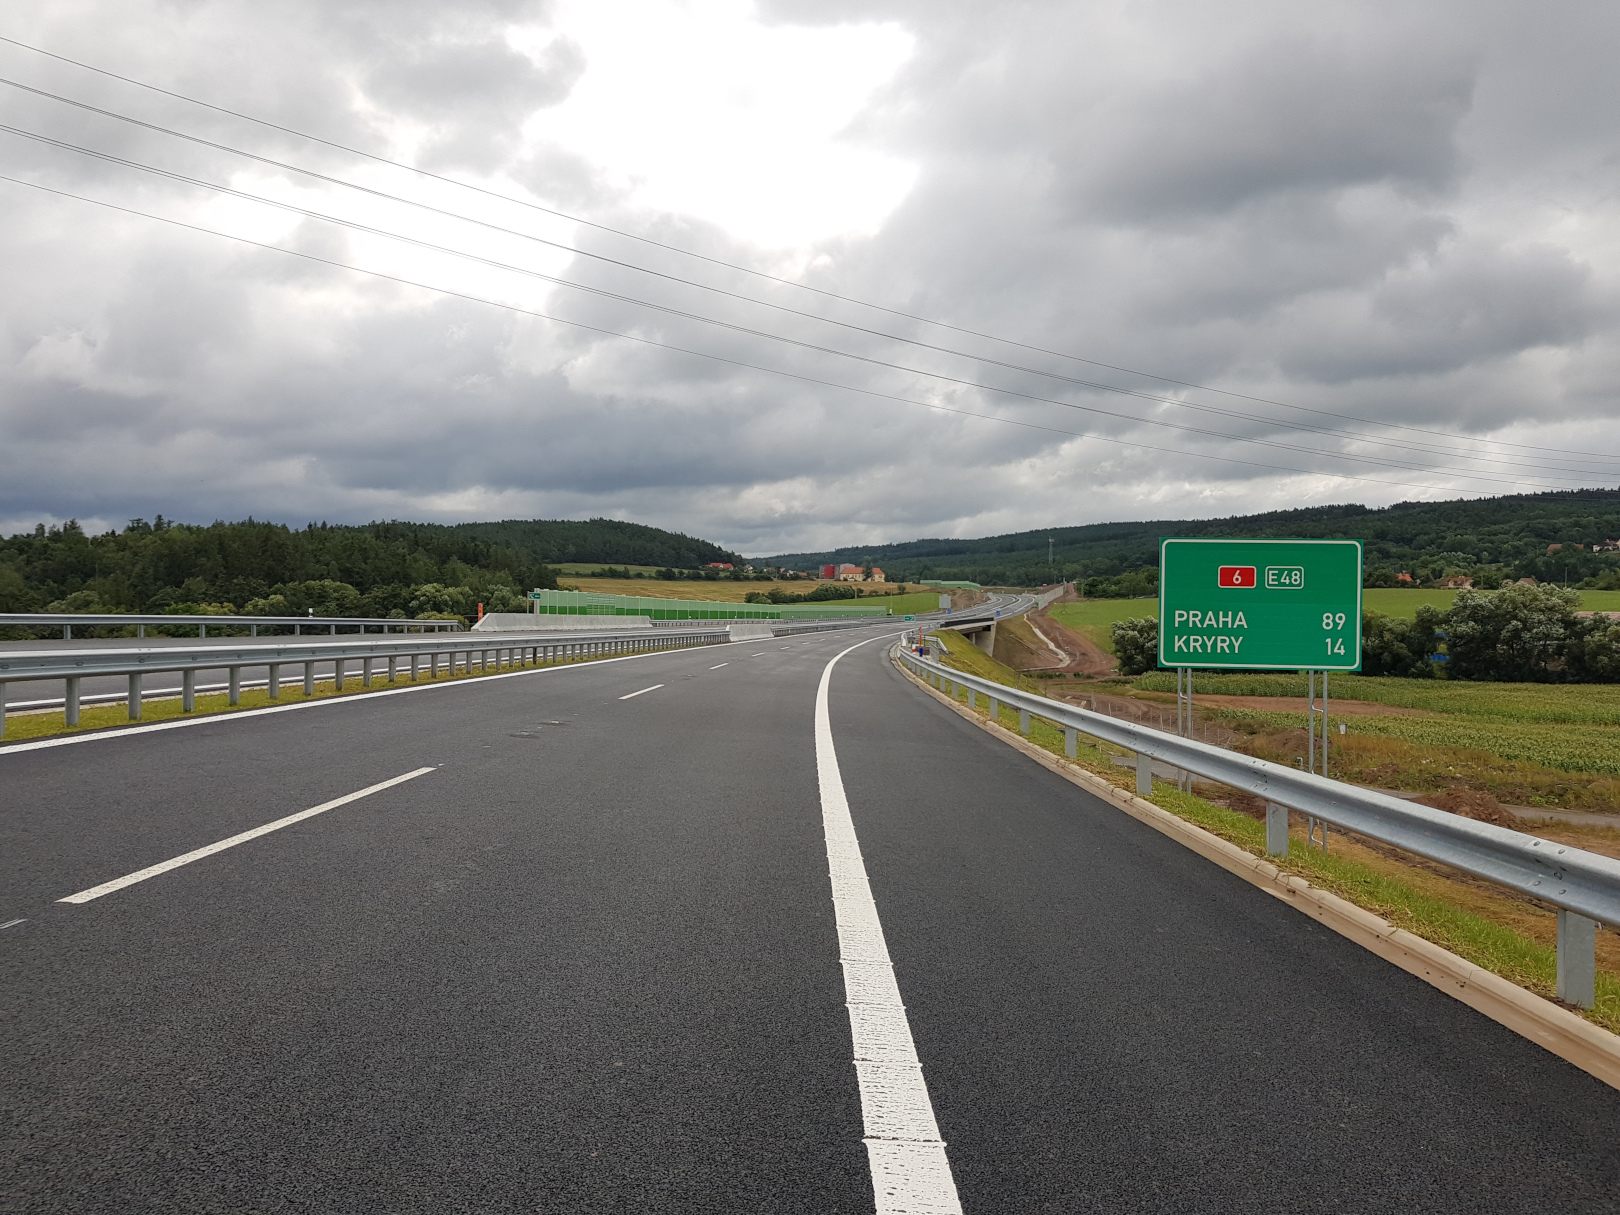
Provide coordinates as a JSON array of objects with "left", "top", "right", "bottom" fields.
[{"left": 1323, "top": 612, "right": 1346, "bottom": 630}]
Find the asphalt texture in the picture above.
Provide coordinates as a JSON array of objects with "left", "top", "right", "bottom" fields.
[{"left": 3, "top": 625, "right": 1617, "bottom": 1212}]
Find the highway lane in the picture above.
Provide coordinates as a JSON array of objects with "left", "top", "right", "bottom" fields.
[
  {"left": 831, "top": 642, "right": 1620, "bottom": 1211},
  {"left": 1, "top": 630, "right": 891, "bottom": 1212},
  {"left": 4, "top": 624, "right": 1617, "bottom": 1211}
]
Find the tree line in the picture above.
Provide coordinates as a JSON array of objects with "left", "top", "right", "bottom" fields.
[
  {"left": 1109, "top": 583, "right": 1620, "bottom": 682},
  {"left": 0, "top": 516, "right": 566, "bottom": 623},
  {"left": 771, "top": 490, "right": 1620, "bottom": 590}
]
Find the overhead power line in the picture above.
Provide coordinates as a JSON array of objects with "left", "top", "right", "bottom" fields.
[
  {"left": 0, "top": 171, "right": 1547, "bottom": 500},
  {"left": 0, "top": 33, "right": 1615, "bottom": 467},
  {"left": 5, "top": 76, "right": 1609, "bottom": 479},
  {"left": 0, "top": 124, "right": 1599, "bottom": 495}
]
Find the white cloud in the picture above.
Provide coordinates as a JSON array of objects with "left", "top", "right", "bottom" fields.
[{"left": 1, "top": 0, "right": 1619, "bottom": 555}]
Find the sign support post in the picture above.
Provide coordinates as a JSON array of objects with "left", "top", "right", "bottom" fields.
[{"left": 1160, "top": 536, "right": 1362, "bottom": 838}]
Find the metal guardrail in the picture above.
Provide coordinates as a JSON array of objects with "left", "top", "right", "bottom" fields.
[
  {"left": 0, "top": 627, "right": 728, "bottom": 737},
  {"left": 898, "top": 643, "right": 1620, "bottom": 1008},
  {"left": 0, "top": 612, "right": 462, "bottom": 638},
  {"left": 771, "top": 618, "right": 890, "bottom": 636}
]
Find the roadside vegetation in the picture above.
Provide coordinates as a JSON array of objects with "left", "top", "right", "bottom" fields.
[{"left": 923, "top": 628, "right": 1620, "bottom": 1033}]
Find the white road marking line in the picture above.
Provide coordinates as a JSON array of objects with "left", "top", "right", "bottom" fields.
[
  {"left": 752, "top": 652, "right": 767, "bottom": 656},
  {"left": 815, "top": 635, "right": 961, "bottom": 1214},
  {"left": 709, "top": 663, "right": 728, "bottom": 669},
  {"left": 618, "top": 684, "right": 664, "bottom": 700},
  {"left": 57, "top": 767, "right": 437, "bottom": 904},
  {"left": 1, "top": 917, "right": 26, "bottom": 930}
]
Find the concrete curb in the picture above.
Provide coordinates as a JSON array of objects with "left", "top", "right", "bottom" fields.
[{"left": 892, "top": 649, "right": 1620, "bottom": 1091}]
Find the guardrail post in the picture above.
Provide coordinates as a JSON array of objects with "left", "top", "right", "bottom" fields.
[
  {"left": 361, "top": 657, "right": 372, "bottom": 689},
  {"left": 410, "top": 654, "right": 419, "bottom": 681},
  {"left": 198, "top": 623, "right": 206, "bottom": 639},
  {"left": 1136, "top": 752, "right": 1152, "bottom": 796},
  {"left": 304, "top": 662, "right": 315, "bottom": 695},
  {"left": 388, "top": 656, "right": 397, "bottom": 684},
  {"left": 1019, "top": 709, "right": 1031, "bottom": 735},
  {"left": 63, "top": 624, "right": 71, "bottom": 640},
  {"left": 181, "top": 669, "right": 195, "bottom": 713},
  {"left": 988, "top": 694, "right": 999, "bottom": 723},
  {"left": 127, "top": 672, "right": 142, "bottom": 721},
  {"left": 1266, "top": 803, "right": 1289, "bottom": 856},
  {"left": 334, "top": 658, "right": 346, "bottom": 691},
  {"left": 65, "top": 676, "right": 81, "bottom": 726},
  {"left": 1557, "top": 910, "right": 1597, "bottom": 1008},
  {"left": 228, "top": 667, "right": 241, "bottom": 705},
  {"left": 0, "top": 682, "right": 6, "bottom": 737},
  {"left": 268, "top": 664, "right": 280, "bottom": 699},
  {"left": 1064, "top": 726, "right": 1077, "bottom": 758}
]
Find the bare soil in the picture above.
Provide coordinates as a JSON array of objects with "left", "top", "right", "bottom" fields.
[
  {"left": 997, "top": 606, "right": 1117, "bottom": 676},
  {"left": 1184, "top": 693, "right": 1438, "bottom": 718}
]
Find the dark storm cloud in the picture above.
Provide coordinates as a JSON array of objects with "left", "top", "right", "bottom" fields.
[{"left": 2, "top": 0, "right": 1619, "bottom": 551}]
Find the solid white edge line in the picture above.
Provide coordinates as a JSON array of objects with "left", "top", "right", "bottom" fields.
[
  {"left": 618, "top": 684, "right": 664, "bottom": 700},
  {"left": 816, "top": 633, "right": 963, "bottom": 1214},
  {"left": 0, "top": 629, "right": 893, "bottom": 758},
  {"left": 57, "top": 766, "right": 437, "bottom": 904}
]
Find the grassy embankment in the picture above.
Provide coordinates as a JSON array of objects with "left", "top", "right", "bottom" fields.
[
  {"left": 1048, "top": 592, "right": 1620, "bottom": 808},
  {"left": 925, "top": 629, "right": 1620, "bottom": 1033},
  {"left": 0, "top": 647, "right": 650, "bottom": 745},
  {"left": 1134, "top": 673, "right": 1620, "bottom": 808}
]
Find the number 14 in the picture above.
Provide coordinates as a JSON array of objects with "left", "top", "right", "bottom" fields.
[{"left": 1325, "top": 637, "right": 1345, "bottom": 655}]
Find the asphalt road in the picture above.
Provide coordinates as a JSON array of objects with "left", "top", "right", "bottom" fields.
[{"left": 3, "top": 625, "right": 1617, "bottom": 1212}]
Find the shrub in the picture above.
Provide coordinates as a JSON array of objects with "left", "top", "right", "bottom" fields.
[
  {"left": 1111, "top": 617, "right": 1160, "bottom": 676},
  {"left": 1360, "top": 607, "right": 1442, "bottom": 678},
  {"left": 1445, "top": 584, "right": 1581, "bottom": 682}
]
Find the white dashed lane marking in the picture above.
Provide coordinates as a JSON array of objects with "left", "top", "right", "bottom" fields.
[
  {"left": 58, "top": 767, "right": 437, "bottom": 904},
  {"left": 618, "top": 684, "right": 664, "bottom": 700}
]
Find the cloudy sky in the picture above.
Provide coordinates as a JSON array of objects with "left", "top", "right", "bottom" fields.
[{"left": 2, "top": 0, "right": 1618, "bottom": 555}]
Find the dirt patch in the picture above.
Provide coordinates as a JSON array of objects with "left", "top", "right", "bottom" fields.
[
  {"left": 997, "top": 606, "right": 1117, "bottom": 676},
  {"left": 1030, "top": 610, "right": 1117, "bottom": 675},
  {"left": 1191, "top": 693, "right": 1437, "bottom": 717},
  {"left": 1412, "top": 787, "right": 1518, "bottom": 827}
]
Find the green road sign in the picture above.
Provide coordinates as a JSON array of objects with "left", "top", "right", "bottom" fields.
[{"left": 1158, "top": 538, "right": 1363, "bottom": 670}]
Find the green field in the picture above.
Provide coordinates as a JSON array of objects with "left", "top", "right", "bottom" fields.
[
  {"left": 1135, "top": 670, "right": 1620, "bottom": 723},
  {"left": 887, "top": 591, "right": 951, "bottom": 615},
  {"left": 1045, "top": 599, "right": 1157, "bottom": 653},
  {"left": 1134, "top": 670, "right": 1620, "bottom": 777},
  {"left": 547, "top": 563, "right": 667, "bottom": 575}
]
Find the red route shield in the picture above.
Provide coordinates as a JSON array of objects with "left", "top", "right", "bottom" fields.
[{"left": 1218, "top": 565, "right": 1256, "bottom": 588}]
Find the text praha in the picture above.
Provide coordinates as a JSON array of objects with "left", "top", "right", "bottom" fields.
[{"left": 1170, "top": 609, "right": 1247, "bottom": 655}]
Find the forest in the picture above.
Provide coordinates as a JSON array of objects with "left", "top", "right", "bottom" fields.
[
  {"left": 770, "top": 490, "right": 1620, "bottom": 590},
  {"left": 0, "top": 516, "right": 738, "bottom": 620}
]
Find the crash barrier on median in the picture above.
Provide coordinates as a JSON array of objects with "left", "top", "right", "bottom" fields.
[
  {"left": 897, "top": 645, "right": 1620, "bottom": 1010},
  {"left": 0, "top": 627, "right": 730, "bottom": 739},
  {"left": 770, "top": 618, "right": 888, "bottom": 637},
  {"left": 0, "top": 612, "right": 462, "bottom": 640},
  {"left": 471, "top": 614, "right": 652, "bottom": 632}
]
